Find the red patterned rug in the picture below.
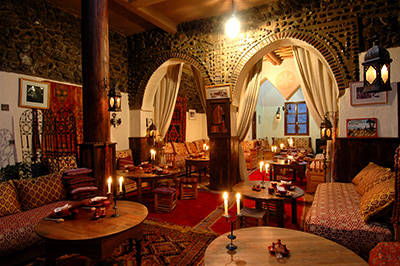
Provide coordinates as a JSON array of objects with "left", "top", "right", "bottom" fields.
[{"left": 165, "top": 97, "right": 186, "bottom": 143}]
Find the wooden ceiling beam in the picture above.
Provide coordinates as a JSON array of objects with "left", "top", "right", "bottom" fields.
[
  {"left": 114, "top": 0, "right": 177, "bottom": 33},
  {"left": 128, "top": 0, "right": 166, "bottom": 8}
]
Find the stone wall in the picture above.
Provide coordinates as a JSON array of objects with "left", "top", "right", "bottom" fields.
[
  {"left": 127, "top": 0, "right": 400, "bottom": 109},
  {"left": 0, "top": 0, "right": 128, "bottom": 91}
]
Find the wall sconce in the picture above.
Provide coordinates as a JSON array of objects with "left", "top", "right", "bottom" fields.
[
  {"left": 275, "top": 107, "right": 281, "bottom": 119},
  {"left": 362, "top": 40, "right": 392, "bottom": 93},
  {"left": 110, "top": 113, "right": 122, "bottom": 128},
  {"left": 225, "top": 0, "right": 240, "bottom": 38},
  {"left": 320, "top": 112, "right": 333, "bottom": 140},
  {"left": 101, "top": 77, "right": 122, "bottom": 112},
  {"left": 147, "top": 123, "right": 157, "bottom": 137}
]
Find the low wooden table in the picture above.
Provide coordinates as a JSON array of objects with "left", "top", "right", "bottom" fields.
[
  {"left": 204, "top": 226, "right": 368, "bottom": 266},
  {"left": 270, "top": 161, "right": 307, "bottom": 185},
  {"left": 185, "top": 157, "right": 210, "bottom": 181},
  {"left": 232, "top": 181, "right": 304, "bottom": 227},
  {"left": 117, "top": 168, "right": 181, "bottom": 203},
  {"left": 35, "top": 200, "right": 148, "bottom": 265}
]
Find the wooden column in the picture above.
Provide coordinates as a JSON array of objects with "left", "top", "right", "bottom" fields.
[{"left": 80, "top": 0, "right": 115, "bottom": 194}]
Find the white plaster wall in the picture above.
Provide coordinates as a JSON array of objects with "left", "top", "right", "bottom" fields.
[
  {"left": 186, "top": 112, "right": 208, "bottom": 141},
  {"left": 338, "top": 47, "right": 400, "bottom": 137}
]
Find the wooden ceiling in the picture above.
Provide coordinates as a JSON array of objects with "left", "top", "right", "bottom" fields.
[
  {"left": 47, "top": 0, "right": 273, "bottom": 36},
  {"left": 264, "top": 46, "right": 294, "bottom": 66}
]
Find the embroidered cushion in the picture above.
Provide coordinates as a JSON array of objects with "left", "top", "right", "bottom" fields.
[
  {"left": 0, "top": 181, "right": 20, "bottom": 217},
  {"left": 193, "top": 140, "right": 205, "bottom": 152},
  {"left": 164, "top": 142, "right": 174, "bottom": 154},
  {"left": 117, "top": 156, "right": 134, "bottom": 170},
  {"left": 360, "top": 179, "right": 395, "bottom": 222},
  {"left": 64, "top": 167, "right": 93, "bottom": 176},
  {"left": 13, "top": 172, "right": 66, "bottom": 211},
  {"left": 352, "top": 162, "right": 394, "bottom": 195},
  {"left": 172, "top": 142, "right": 189, "bottom": 155},
  {"left": 185, "top": 141, "right": 198, "bottom": 154},
  {"left": 273, "top": 138, "right": 289, "bottom": 148},
  {"left": 294, "top": 137, "right": 310, "bottom": 148}
]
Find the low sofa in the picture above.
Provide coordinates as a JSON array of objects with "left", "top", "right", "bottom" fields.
[
  {"left": 0, "top": 172, "right": 69, "bottom": 265},
  {"left": 241, "top": 140, "right": 262, "bottom": 170},
  {"left": 164, "top": 139, "right": 208, "bottom": 169},
  {"left": 304, "top": 162, "right": 396, "bottom": 260}
]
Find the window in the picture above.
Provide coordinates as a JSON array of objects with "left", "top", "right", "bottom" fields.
[{"left": 284, "top": 101, "right": 309, "bottom": 135}]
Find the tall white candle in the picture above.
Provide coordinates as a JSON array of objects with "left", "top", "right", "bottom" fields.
[
  {"left": 119, "top": 176, "right": 123, "bottom": 193},
  {"left": 223, "top": 192, "right": 228, "bottom": 216},
  {"left": 107, "top": 176, "right": 112, "bottom": 194},
  {"left": 259, "top": 161, "right": 264, "bottom": 172},
  {"left": 266, "top": 163, "right": 270, "bottom": 173},
  {"left": 236, "top": 193, "right": 241, "bottom": 215}
]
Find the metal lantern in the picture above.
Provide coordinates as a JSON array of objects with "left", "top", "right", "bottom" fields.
[
  {"left": 362, "top": 43, "right": 392, "bottom": 93},
  {"left": 108, "top": 86, "right": 122, "bottom": 112},
  {"left": 320, "top": 113, "right": 333, "bottom": 140}
]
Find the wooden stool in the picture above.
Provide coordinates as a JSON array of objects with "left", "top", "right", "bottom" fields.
[
  {"left": 235, "top": 206, "right": 268, "bottom": 229},
  {"left": 153, "top": 187, "right": 177, "bottom": 212},
  {"left": 179, "top": 177, "right": 198, "bottom": 200}
]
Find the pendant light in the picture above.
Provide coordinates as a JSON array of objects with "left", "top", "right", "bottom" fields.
[{"left": 225, "top": 0, "right": 240, "bottom": 38}]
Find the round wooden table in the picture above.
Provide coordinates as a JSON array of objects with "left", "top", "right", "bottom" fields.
[
  {"left": 35, "top": 200, "right": 148, "bottom": 265},
  {"left": 117, "top": 168, "right": 181, "bottom": 202},
  {"left": 232, "top": 181, "right": 304, "bottom": 227},
  {"left": 185, "top": 157, "right": 210, "bottom": 181},
  {"left": 204, "top": 226, "right": 368, "bottom": 266}
]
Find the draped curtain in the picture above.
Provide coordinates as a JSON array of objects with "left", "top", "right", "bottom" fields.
[
  {"left": 154, "top": 63, "right": 183, "bottom": 139},
  {"left": 191, "top": 65, "right": 206, "bottom": 112},
  {"left": 293, "top": 46, "right": 339, "bottom": 181},
  {"left": 237, "top": 59, "right": 263, "bottom": 182}
]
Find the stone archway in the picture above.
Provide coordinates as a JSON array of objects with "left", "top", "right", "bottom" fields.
[{"left": 230, "top": 33, "right": 345, "bottom": 106}]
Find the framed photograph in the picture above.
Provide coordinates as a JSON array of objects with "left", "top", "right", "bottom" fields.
[
  {"left": 346, "top": 118, "right": 378, "bottom": 138},
  {"left": 205, "top": 84, "right": 232, "bottom": 101},
  {"left": 350, "top": 81, "right": 387, "bottom": 106},
  {"left": 19, "top": 78, "right": 50, "bottom": 109},
  {"left": 188, "top": 109, "right": 196, "bottom": 120}
]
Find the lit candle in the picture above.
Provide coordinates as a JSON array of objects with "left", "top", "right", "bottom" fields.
[
  {"left": 260, "top": 161, "right": 264, "bottom": 173},
  {"left": 280, "top": 143, "right": 284, "bottom": 149},
  {"left": 119, "top": 176, "right": 123, "bottom": 193},
  {"left": 107, "top": 176, "right": 112, "bottom": 194},
  {"left": 236, "top": 193, "right": 241, "bottom": 215},
  {"left": 266, "top": 163, "right": 270, "bottom": 173},
  {"left": 223, "top": 192, "right": 228, "bottom": 216},
  {"left": 150, "top": 149, "right": 156, "bottom": 160}
]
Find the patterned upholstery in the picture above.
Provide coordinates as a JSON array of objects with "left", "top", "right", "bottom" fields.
[
  {"left": 172, "top": 142, "right": 189, "bottom": 155},
  {"left": 304, "top": 183, "right": 393, "bottom": 260},
  {"left": 369, "top": 242, "right": 400, "bottom": 266},
  {"left": 352, "top": 162, "right": 394, "bottom": 195},
  {"left": 360, "top": 179, "right": 395, "bottom": 222},
  {"left": 185, "top": 141, "right": 198, "bottom": 154},
  {"left": 0, "top": 200, "right": 68, "bottom": 256},
  {"left": 116, "top": 149, "right": 134, "bottom": 170},
  {"left": 241, "top": 140, "right": 257, "bottom": 152},
  {"left": 48, "top": 155, "right": 78, "bottom": 173},
  {"left": 13, "top": 172, "right": 66, "bottom": 211},
  {"left": 293, "top": 137, "right": 310, "bottom": 148},
  {"left": 193, "top": 139, "right": 205, "bottom": 152},
  {"left": 0, "top": 181, "right": 20, "bottom": 217},
  {"left": 164, "top": 142, "right": 174, "bottom": 154},
  {"left": 272, "top": 137, "right": 288, "bottom": 148}
]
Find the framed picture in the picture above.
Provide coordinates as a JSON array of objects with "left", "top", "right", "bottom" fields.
[
  {"left": 188, "top": 109, "right": 196, "bottom": 120},
  {"left": 205, "top": 84, "right": 232, "bottom": 101},
  {"left": 350, "top": 81, "right": 387, "bottom": 106},
  {"left": 19, "top": 78, "right": 50, "bottom": 109},
  {"left": 206, "top": 98, "right": 231, "bottom": 137},
  {"left": 346, "top": 118, "right": 378, "bottom": 138}
]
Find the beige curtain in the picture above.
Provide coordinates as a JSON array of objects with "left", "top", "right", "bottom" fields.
[
  {"left": 154, "top": 63, "right": 183, "bottom": 139},
  {"left": 293, "top": 46, "right": 339, "bottom": 181},
  {"left": 237, "top": 59, "right": 263, "bottom": 182},
  {"left": 191, "top": 65, "right": 206, "bottom": 112}
]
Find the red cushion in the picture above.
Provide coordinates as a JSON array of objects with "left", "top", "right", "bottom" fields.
[
  {"left": 118, "top": 156, "right": 134, "bottom": 170},
  {"left": 64, "top": 168, "right": 93, "bottom": 176},
  {"left": 369, "top": 242, "right": 400, "bottom": 266},
  {"left": 153, "top": 187, "right": 177, "bottom": 195}
]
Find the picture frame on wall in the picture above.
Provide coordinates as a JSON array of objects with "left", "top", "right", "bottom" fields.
[
  {"left": 206, "top": 98, "right": 231, "bottom": 137},
  {"left": 188, "top": 109, "right": 196, "bottom": 120},
  {"left": 350, "top": 81, "right": 387, "bottom": 106},
  {"left": 205, "top": 84, "right": 232, "bottom": 101},
  {"left": 19, "top": 78, "right": 50, "bottom": 109},
  {"left": 346, "top": 118, "right": 378, "bottom": 138}
]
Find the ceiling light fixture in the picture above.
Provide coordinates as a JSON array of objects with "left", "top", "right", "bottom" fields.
[{"left": 225, "top": 0, "right": 240, "bottom": 38}]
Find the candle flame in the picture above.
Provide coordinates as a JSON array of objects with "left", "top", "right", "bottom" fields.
[
  {"left": 236, "top": 193, "right": 241, "bottom": 199},
  {"left": 223, "top": 192, "right": 228, "bottom": 200},
  {"left": 108, "top": 176, "right": 112, "bottom": 184}
]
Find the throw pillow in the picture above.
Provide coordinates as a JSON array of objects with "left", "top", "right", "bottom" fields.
[
  {"left": 64, "top": 167, "right": 93, "bottom": 176},
  {"left": 185, "top": 141, "right": 198, "bottom": 154},
  {"left": 117, "top": 156, "right": 134, "bottom": 170},
  {"left": 0, "top": 180, "right": 21, "bottom": 217},
  {"left": 13, "top": 172, "right": 66, "bottom": 210},
  {"left": 360, "top": 179, "right": 395, "bottom": 222},
  {"left": 353, "top": 163, "right": 394, "bottom": 195}
]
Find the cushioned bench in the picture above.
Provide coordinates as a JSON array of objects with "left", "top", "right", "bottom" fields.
[{"left": 304, "top": 162, "right": 396, "bottom": 261}]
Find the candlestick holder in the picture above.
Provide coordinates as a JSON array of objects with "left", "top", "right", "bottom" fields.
[
  {"left": 261, "top": 172, "right": 266, "bottom": 189},
  {"left": 223, "top": 213, "right": 241, "bottom": 250},
  {"left": 111, "top": 192, "right": 122, "bottom": 218}
]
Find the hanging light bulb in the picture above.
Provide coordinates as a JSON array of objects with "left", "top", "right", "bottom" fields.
[{"left": 225, "top": 0, "right": 240, "bottom": 38}]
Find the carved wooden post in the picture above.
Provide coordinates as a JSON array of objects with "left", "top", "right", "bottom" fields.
[{"left": 80, "top": 0, "right": 115, "bottom": 194}]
